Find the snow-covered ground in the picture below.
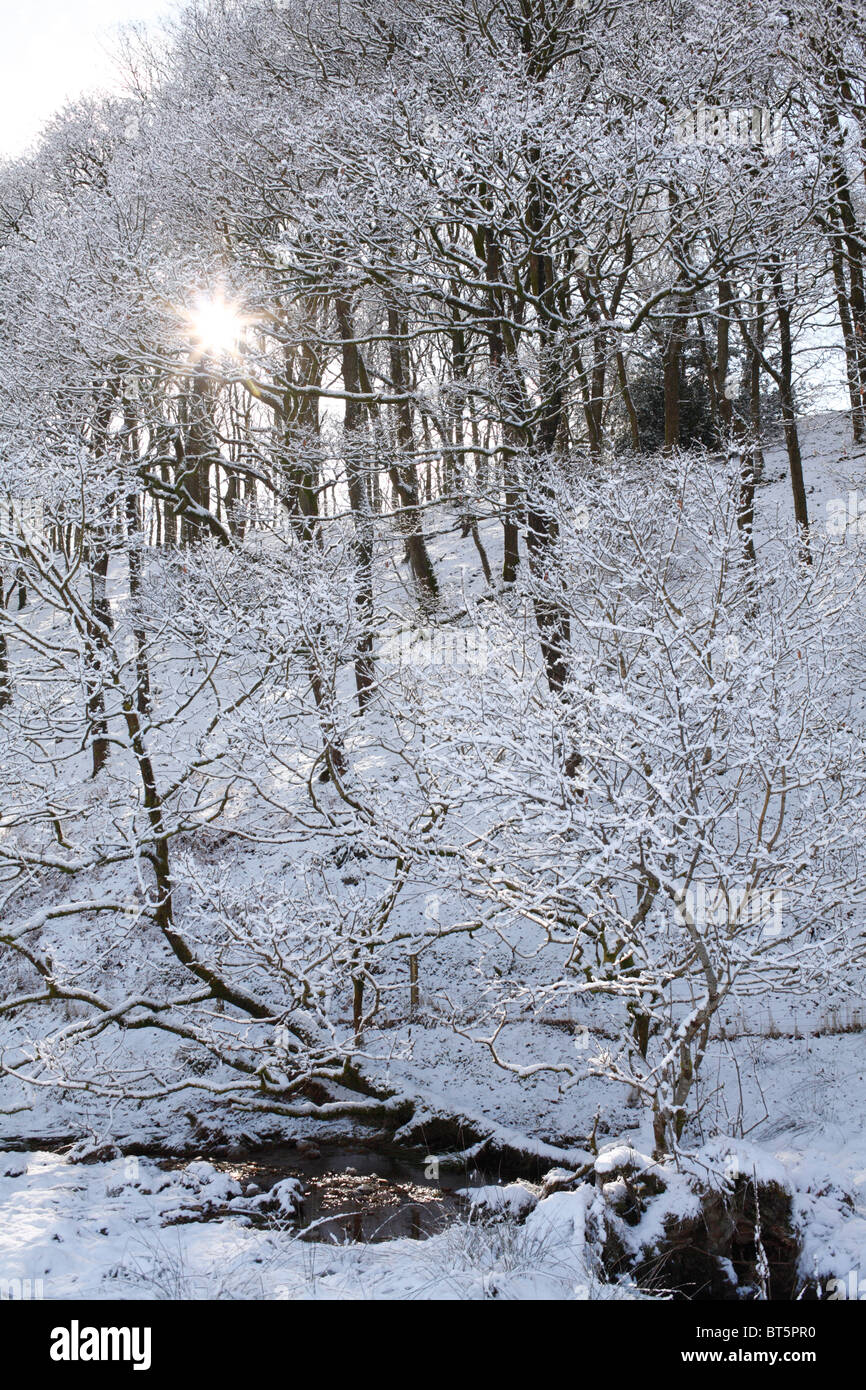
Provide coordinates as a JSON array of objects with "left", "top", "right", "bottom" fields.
[
  {"left": 0, "top": 1149, "right": 643, "bottom": 1301},
  {"left": 2, "top": 1132, "right": 864, "bottom": 1300}
]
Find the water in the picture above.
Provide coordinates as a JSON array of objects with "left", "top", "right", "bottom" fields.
[{"left": 205, "top": 1144, "right": 487, "bottom": 1244}]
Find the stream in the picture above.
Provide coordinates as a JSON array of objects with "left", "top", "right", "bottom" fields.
[{"left": 178, "top": 1143, "right": 493, "bottom": 1243}]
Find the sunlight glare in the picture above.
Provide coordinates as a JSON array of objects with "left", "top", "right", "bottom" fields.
[{"left": 184, "top": 294, "right": 248, "bottom": 357}]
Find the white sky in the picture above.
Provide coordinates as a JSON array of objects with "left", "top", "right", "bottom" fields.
[{"left": 0, "top": 0, "right": 179, "bottom": 157}]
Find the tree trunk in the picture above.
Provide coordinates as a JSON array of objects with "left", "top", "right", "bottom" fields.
[
  {"left": 771, "top": 263, "right": 811, "bottom": 558},
  {"left": 385, "top": 302, "right": 439, "bottom": 608},
  {"left": 335, "top": 293, "right": 377, "bottom": 711}
]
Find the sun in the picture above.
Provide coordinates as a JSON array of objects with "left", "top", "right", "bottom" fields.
[{"left": 183, "top": 293, "right": 249, "bottom": 357}]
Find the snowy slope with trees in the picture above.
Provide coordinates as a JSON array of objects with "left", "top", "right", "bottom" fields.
[{"left": 1, "top": 0, "right": 866, "bottom": 1301}]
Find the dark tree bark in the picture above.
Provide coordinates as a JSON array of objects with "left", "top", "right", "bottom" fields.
[
  {"left": 335, "top": 293, "right": 377, "bottom": 711},
  {"left": 385, "top": 301, "right": 439, "bottom": 608}
]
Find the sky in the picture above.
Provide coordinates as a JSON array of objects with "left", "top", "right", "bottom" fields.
[{"left": 0, "top": 0, "right": 179, "bottom": 157}]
